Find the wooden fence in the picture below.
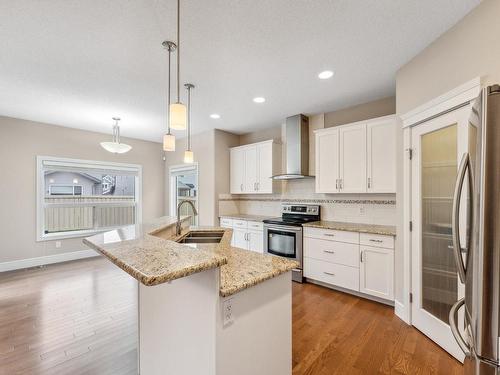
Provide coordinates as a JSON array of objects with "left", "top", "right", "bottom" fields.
[{"left": 44, "top": 196, "right": 135, "bottom": 233}]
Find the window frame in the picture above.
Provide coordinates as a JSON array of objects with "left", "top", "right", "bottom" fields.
[
  {"left": 36, "top": 156, "right": 142, "bottom": 241},
  {"left": 48, "top": 184, "right": 84, "bottom": 196}
]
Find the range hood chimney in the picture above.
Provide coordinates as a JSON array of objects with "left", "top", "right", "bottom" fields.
[{"left": 272, "top": 114, "right": 313, "bottom": 180}]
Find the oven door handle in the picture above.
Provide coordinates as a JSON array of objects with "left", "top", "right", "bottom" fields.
[{"left": 264, "top": 225, "right": 302, "bottom": 232}]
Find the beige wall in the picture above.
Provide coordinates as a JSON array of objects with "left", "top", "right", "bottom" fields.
[
  {"left": 164, "top": 129, "right": 239, "bottom": 226},
  {"left": 239, "top": 125, "right": 281, "bottom": 145},
  {"left": 0, "top": 116, "right": 164, "bottom": 264},
  {"left": 325, "top": 96, "right": 395, "bottom": 128},
  {"left": 393, "top": 0, "right": 499, "bottom": 302},
  {"left": 396, "top": 0, "right": 500, "bottom": 114}
]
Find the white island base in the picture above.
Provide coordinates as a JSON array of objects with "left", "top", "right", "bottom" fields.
[{"left": 139, "top": 269, "right": 292, "bottom": 375}]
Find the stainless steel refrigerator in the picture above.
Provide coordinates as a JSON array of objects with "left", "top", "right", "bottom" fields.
[{"left": 449, "top": 84, "right": 500, "bottom": 375}]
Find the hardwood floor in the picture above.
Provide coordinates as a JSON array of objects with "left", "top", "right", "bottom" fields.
[
  {"left": 0, "top": 257, "right": 463, "bottom": 374},
  {"left": 0, "top": 258, "right": 138, "bottom": 375},
  {"left": 292, "top": 282, "right": 463, "bottom": 375}
]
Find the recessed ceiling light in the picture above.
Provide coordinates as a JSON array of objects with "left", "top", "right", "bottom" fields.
[
  {"left": 210, "top": 113, "right": 220, "bottom": 119},
  {"left": 253, "top": 97, "right": 266, "bottom": 103},
  {"left": 318, "top": 70, "right": 334, "bottom": 80}
]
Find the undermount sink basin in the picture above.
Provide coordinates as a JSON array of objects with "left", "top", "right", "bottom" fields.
[{"left": 176, "top": 231, "right": 225, "bottom": 244}]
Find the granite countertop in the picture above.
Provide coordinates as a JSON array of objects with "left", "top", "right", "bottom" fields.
[
  {"left": 303, "top": 221, "right": 396, "bottom": 236},
  {"left": 219, "top": 214, "right": 274, "bottom": 222},
  {"left": 83, "top": 216, "right": 297, "bottom": 297}
]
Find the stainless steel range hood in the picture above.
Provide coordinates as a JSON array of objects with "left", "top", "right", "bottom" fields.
[{"left": 272, "top": 114, "right": 313, "bottom": 180}]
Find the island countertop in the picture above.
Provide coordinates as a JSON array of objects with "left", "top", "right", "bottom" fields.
[{"left": 83, "top": 216, "right": 297, "bottom": 297}]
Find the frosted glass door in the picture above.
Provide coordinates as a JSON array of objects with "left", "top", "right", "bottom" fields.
[{"left": 410, "top": 104, "right": 472, "bottom": 361}]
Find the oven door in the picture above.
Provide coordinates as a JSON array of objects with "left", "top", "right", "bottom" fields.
[{"left": 264, "top": 224, "right": 303, "bottom": 268}]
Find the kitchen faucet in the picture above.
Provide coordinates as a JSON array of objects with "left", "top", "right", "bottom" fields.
[{"left": 176, "top": 200, "right": 198, "bottom": 235}]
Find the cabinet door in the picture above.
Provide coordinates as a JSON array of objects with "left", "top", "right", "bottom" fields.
[
  {"left": 339, "top": 124, "right": 366, "bottom": 193},
  {"left": 244, "top": 146, "right": 258, "bottom": 193},
  {"left": 232, "top": 228, "right": 248, "bottom": 250},
  {"left": 248, "top": 230, "right": 263, "bottom": 253},
  {"left": 359, "top": 246, "right": 394, "bottom": 300},
  {"left": 257, "top": 143, "right": 273, "bottom": 193},
  {"left": 367, "top": 119, "right": 396, "bottom": 193},
  {"left": 315, "top": 129, "right": 340, "bottom": 193},
  {"left": 230, "top": 148, "right": 245, "bottom": 194}
]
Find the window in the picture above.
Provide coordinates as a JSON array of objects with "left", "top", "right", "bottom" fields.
[
  {"left": 37, "top": 156, "right": 142, "bottom": 241},
  {"left": 169, "top": 164, "right": 198, "bottom": 225}
]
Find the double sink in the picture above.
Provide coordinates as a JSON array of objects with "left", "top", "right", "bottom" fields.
[{"left": 176, "top": 230, "right": 225, "bottom": 244}]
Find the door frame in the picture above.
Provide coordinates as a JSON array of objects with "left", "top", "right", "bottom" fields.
[{"left": 399, "top": 77, "right": 481, "bottom": 325}]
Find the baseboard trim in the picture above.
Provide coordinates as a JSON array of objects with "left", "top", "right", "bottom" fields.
[
  {"left": 304, "top": 278, "right": 394, "bottom": 307},
  {"left": 0, "top": 250, "right": 100, "bottom": 273},
  {"left": 394, "top": 299, "right": 410, "bottom": 324}
]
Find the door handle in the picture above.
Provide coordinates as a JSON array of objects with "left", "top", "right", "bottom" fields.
[
  {"left": 449, "top": 298, "right": 471, "bottom": 356},
  {"left": 452, "top": 153, "right": 472, "bottom": 284}
]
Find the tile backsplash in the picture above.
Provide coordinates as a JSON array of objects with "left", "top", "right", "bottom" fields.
[{"left": 218, "top": 179, "right": 396, "bottom": 225}]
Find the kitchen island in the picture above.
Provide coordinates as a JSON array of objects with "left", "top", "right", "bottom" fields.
[{"left": 83, "top": 216, "right": 297, "bottom": 375}]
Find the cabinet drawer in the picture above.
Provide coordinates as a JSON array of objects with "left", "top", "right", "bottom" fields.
[
  {"left": 304, "top": 227, "right": 359, "bottom": 244},
  {"left": 304, "top": 257, "right": 359, "bottom": 291},
  {"left": 220, "top": 217, "right": 233, "bottom": 228},
  {"left": 247, "top": 221, "right": 263, "bottom": 231},
  {"left": 304, "top": 237, "right": 359, "bottom": 268},
  {"left": 232, "top": 219, "right": 248, "bottom": 229},
  {"left": 360, "top": 233, "right": 394, "bottom": 249}
]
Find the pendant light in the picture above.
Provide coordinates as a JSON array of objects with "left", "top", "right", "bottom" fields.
[
  {"left": 162, "top": 40, "right": 177, "bottom": 151},
  {"left": 183, "top": 83, "right": 194, "bottom": 163},
  {"left": 100, "top": 117, "right": 132, "bottom": 154},
  {"left": 169, "top": 0, "right": 187, "bottom": 130}
]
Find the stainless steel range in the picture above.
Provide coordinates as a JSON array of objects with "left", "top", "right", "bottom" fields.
[{"left": 263, "top": 204, "right": 320, "bottom": 282}]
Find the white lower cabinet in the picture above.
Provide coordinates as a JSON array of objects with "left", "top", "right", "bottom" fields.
[
  {"left": 304, "top": 258, "right": 359, "bottom": 291},
  {"left": 359, "top": 245, "right": 394, "bottom": 301},
  {"left": 220, "top": 217, "right": 264, "bottom": 253},
  {"left": 232, "top": 228, "right": 248, "bottom": 249},
  {"left": 304, "top": 227, "right": 394, "bottom": 303}
]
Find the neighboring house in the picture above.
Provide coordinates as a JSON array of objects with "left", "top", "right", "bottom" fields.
[
  {"left": 44, "top": 171, "right": 135, "bottom": 196},
  {"left": 177, "top": 182, "right": 196, "bottom": 197}
]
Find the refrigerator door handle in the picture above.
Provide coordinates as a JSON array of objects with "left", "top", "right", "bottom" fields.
[
  {"left": 452, "top": 153, "right": 471, "bottom": 284},
  {"left": 449, "top": 297, "right": 471, "bottom": 356}
]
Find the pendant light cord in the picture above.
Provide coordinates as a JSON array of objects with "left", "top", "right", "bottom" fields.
[
  {"left": 187, "top": 85, "right": 191, "bottom": 150},
  {"left": 167, "top": 46, "right": 171, "bottom": 134},
  {"left": 176, "top": 0, "right": 180, "bottom": 103}
]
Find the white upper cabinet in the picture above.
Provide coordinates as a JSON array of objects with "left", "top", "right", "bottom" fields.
[
  {"left": 339, "top": 123, "right": 367, "bottom": 193},
  {"left": 367, "top": 118, "right": 396, "bottom": 193},
  {"left": 230, "top": 140, "right": 280, "bottom": 194},
  {"left": 315, "top": 128, "right": 340, "bottom": 193},
  {"left": 315, "top": 115, "right": 397, "bottom": 194},
  {"left": 244, "top": 145, "right": 258, "bottom": 192},
  {"left": 230, "top": 147, "right": 245, "bottom": 194},
  {"left": 257, "top": 142, "right": 273, "bottom": 193}
]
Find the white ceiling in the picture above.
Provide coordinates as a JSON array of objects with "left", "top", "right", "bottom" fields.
[{"left": 0, "top": 0, "right": 480, "bottom": 142}]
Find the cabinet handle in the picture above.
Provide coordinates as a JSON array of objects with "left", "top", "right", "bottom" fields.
[
  {"left": 360, "top": 251, "right": 364, "bottom": 262},
  {"left": 323, "top": 271, "right": 335, "bottom": 276},
  {"left": 323, "top": 233, "right": 335, "bottom": 237},
  {"left": 240, "top": 183, "right": 244, "bottom": 192},
  {"left": 369, "top": 239, "right": 383, "bottom": 243},
  {"left": 340, "top": 179, "right": 343, "bottom": 189},
  {"left": 323, "top": 250, "right": 335, "bottom": 254},
  {"left": 367, "top": 177, "right": 371, "bottom": 189},
  {"left": 336, "top": 179, "right": 339, "bottom": 190}
]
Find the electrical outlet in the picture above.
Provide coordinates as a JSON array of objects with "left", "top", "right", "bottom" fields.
[
  {"left": 222, "top": 299, "right": 234, "bottom": 326},
  {"left": 55, "top": 241, "right": 61, "bottom": 249}
]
